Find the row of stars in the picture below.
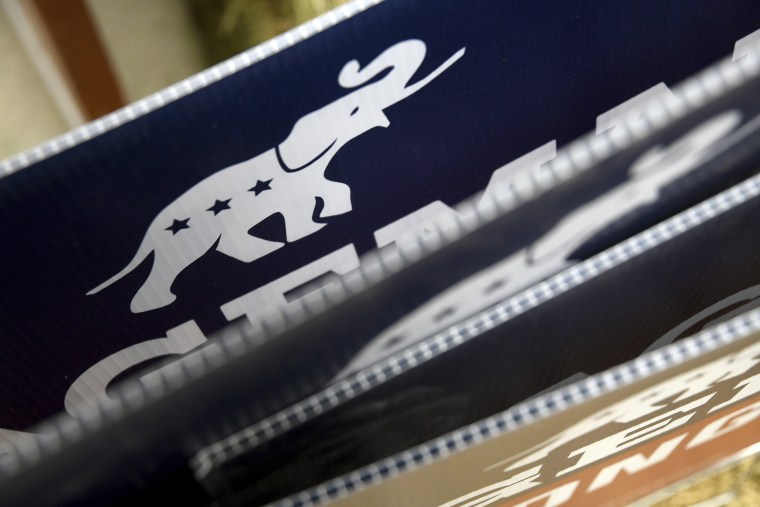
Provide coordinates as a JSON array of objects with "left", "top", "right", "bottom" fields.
[{"left": 165, "top": 179, "right": 272, "bottom": 234}]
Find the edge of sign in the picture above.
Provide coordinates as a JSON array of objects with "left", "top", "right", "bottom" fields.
[
  {"left": 0, "top": 0, "right": 385, "bottom": 178},
  {"left": 273, "top": 307, "right": 760, "bottom": 507}
]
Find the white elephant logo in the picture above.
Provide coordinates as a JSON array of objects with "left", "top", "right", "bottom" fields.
[{"left": 87, "top": 40, "right": 465, "bottom": 313}]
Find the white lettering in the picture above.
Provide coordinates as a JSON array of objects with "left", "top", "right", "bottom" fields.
[
  {"left": 64, "top": 320, "right": 208, "bottom": 416},
  {"left": 688, "top": 399, "right": 760, "bottom": 448},
  {"left": 438, "top": 466, "right": 542, "bottom": 507},
  {"left": 558, "top": 396, "right": 709, "bottom": 476},
  {"left": 374, "top": 201, "right": 459, "bottom": 251},
  {"left": 710, "top": 373, "right": 760, "bottom": 414},
  {"left": 220, "top": 244, "right": 360, "bottom": 332},
  {"left": 503, "top": 340, "right": 760, "bottom": 474},
  {"left": 587, "top": 434, "right": 686, "bottom": 492},
  {"left": 512, "top": 481, "right": 579, "bottom": 507}
]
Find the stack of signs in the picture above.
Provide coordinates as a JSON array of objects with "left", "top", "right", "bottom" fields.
[
  {"left": 285, "top": 314, "right": 760, "bottom": 507},
  {"left": 1, "top": 1, "right": 760, "bottom": 506},
  {"left": 194, "top": 46, "right": 760, "bottom": 507}
]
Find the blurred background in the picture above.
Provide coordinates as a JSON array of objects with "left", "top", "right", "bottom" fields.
[{"left": 0, "top": 0, "right": 347, "bottom": 159}]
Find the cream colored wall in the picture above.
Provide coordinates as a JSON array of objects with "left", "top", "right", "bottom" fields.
[
  {"left": 0, "top": 0, "right": 345, "bottom": 161},
  {"left": 0, "top": 0, "right": 207, "bottom": 161},
  {"left": 85, "top": 0, "right": 207, "bottom": 103},
  {"left": 0, "top": 7, "right": 68, "bottom": 159}
]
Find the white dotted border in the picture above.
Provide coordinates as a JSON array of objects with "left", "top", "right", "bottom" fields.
[
  {"left": 272, "top": 307, "right": 760, "bottom": 507},
  {"left": 0, "top": 0, "right": 385, "bottom": 178}
]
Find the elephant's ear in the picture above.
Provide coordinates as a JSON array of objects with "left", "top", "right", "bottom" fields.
[{"left": 276, "top": 138, "right": 337, "bottom": 173}]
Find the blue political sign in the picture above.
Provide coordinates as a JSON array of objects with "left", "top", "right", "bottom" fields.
[{"left": 1, "top": 0, "right": 759, "bottom": 437}]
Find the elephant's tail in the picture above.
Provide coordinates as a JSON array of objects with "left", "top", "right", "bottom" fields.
[{"left": 86, "top": 241, "right": 153, "bottom": 296}]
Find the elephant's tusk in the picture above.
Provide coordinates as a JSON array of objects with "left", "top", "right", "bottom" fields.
[{"left": 400, "top": 47, "right": 466, "bottom": 101}]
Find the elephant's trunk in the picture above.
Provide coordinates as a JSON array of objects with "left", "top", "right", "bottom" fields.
[
  {"left": 338, "top": 40, "right": 465, "bottom": 104},
  {"left": 338, "top": 39, "right": 427, "bottom": 90}
]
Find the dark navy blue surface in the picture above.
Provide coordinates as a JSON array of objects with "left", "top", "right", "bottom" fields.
[{"left": 1, "top": 0, "right": 759, "bottom": 430}]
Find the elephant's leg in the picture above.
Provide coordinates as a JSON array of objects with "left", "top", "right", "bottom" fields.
[
  {"left": 216, "top": 229, "right": 284, "bottom": 263},
  {"left": 130, "top": 250, "right": 194, "bottom": 313},
  {"left": 316, "top": 180, "right": 352, "bottom": 218},
  {"left": 280, "top": 203, "right": 326, "bottom": 242}
]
